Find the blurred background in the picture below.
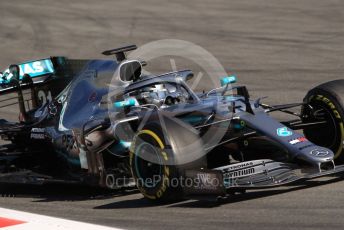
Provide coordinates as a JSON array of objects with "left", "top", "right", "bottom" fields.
[{"left": 0, "top": 0, "right": 343, "bottom": 115}]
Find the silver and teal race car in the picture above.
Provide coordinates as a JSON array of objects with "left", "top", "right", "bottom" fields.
[{"left": 1, "top": 44, "right": 344, "bottom": 201}]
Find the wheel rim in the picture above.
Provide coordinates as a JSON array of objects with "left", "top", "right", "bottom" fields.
[
  {"left": 304, "top": 102, "right": 339, "bottom": 150},
  {"left": 135, "top": 142, "right": 163, "bottom": 188}
]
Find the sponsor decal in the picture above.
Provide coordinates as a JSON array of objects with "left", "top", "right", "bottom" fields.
[
  {"left": 289, "top": 137, "right": 308, "bottom": 145},
  {"left": 30, "top": 128, "right": 45, "bottom": 139},
  {"left": 222, "top": 162, "right": 257, "bottom": 187},
  {"left": 299, "top": 144, "right": 316, "bottom": 150},
  {"left": 184, "top": 170, "right": 224, "bottom": 195},
  {"left": 224, "top": 167, "right": 255, "bottom": 179},
  {"left": 0, "top": 59, "right": 55, "bottom": 83},
  {"left": 219, "top": 160, "right": 277, "bottom": 188},
  {"left": 277, "top": 127, "right": 293, "bottom": 137},
  {"left": 310, "top": 149, "right": 330, "bottom": 157},
  {"left": 227, "top": 162, "right": 254, "bottom": 171},
  {"left": 222, "top": 167, "right": 256, "bottom": 188},
  {"left": 193, "top": 173, "right": 219, "bottom": 190}
]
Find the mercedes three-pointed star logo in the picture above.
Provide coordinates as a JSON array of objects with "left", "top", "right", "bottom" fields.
[{"left": 310, "top": 149, "right": 329, "bottom": 157}]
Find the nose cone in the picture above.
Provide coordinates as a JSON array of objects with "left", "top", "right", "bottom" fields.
[{"left": 298, "top": 147, "right": 334, "bottom": 164}]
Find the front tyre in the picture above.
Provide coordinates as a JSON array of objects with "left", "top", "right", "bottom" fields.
[
  {"left": 302, "top": 80, "right": 344, "bottom": 163},
  {"left": 130, "top": 120, "right": 206, "bottom": 202},
  {"left": 130, "top": 125, "right": 180, "bottom": 201}
]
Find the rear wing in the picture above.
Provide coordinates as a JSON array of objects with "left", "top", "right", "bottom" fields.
[
  {"left": 0, "top": 57, "right": 76, "bottom": 94},
  {"left": 0, "top": 57, "right": 88, "bottom": 118},
  {"left": 0, "top": 58, "right": 55, "bottom": 84}
]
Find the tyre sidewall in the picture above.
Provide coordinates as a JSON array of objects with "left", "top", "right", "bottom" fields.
[{"left": 303, "top": 87, "right": 344, "bottom": 162}]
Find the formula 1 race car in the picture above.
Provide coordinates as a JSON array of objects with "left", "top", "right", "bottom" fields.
[{"left": 1, "top": 44, "right": 344, "bottom": 201}]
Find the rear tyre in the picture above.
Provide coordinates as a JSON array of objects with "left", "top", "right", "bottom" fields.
[{"left": 302, "top": 80, "right": 344, "bottom": 163}]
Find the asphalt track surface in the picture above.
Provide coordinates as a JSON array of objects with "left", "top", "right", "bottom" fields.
[{"left": 0, "top": 0, "right": 344, "bottom": 229}]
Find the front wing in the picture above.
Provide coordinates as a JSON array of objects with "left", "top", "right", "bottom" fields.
[{"left": 183, "top": 159, "right": 344, "bottom": 199}]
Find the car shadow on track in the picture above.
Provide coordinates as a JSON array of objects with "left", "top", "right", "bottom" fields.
[
  {"left": 0, "top": 183, "right": 139, "bottom": 202},
  {"left": 94, "top": 197, "right": 160, "bottom": 209},
  {"left": 93, "top": 176, "right": 344, "bottom": 209},
  {"left": 167, "top": 176, "right": 344, "bottom": 208},
  {"left": 1, "top": 176, "right": 343, "bottom": 208}
]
